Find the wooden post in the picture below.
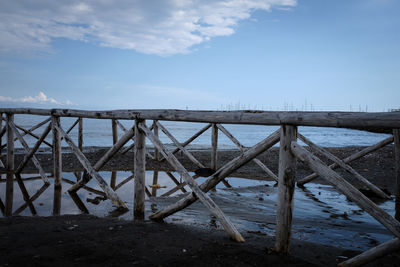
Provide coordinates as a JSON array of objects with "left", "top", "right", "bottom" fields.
[
  {"left": 134, "top": 119, "right": 146, "bottom": 220},
  {"left": 394, "top": 129, "right": 400, "bottom": 221},
  {"left": 152, "top": 121, "right": 159, "bottom": 196},
  {"left": 211, "top": 123, "right": 218, "bottom": 191},
  {"left": 52, "top": 116, "right": 62, "bottom": 215},
  {"left": 275, "top": 125, "right": 297, "bottom": 253},
  {"left": 111, "top": 119, "right": 117, "bottom": 189},
  {"left": 5, "top": 113, "right": 14, "bottom": 216},
  {"left": 76, "top": 117, "right": 83, "bottom": 181}
]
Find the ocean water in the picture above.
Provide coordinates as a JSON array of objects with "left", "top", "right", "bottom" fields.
[{"left": 8, "top": 114, "right": 392, "bottom": 149}]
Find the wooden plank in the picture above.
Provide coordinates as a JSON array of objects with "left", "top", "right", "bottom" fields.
[
  {"left": 52, "top": 116, "right": 62, "bottom": 215},
  {"left": 338, "top": 238, "right": 400, "bottom": 267},
  {"left": 298, "top": 133, "right": 390, "bottom": 199},
  {"left": 1, "top": 108, "right": 400, "bottom": 129},
  {"left": 297, "top": 136, "right": 394, "bottom": 185},
  {"left": 394, "top": 129, "right": 400, "bottom": 221},
  {"left": 134, "top": 120, "right": 146, "bottom": 220},
  {"left": 5, "top": 113, "right": 14, "bottom": 216},
  {"left": 139, "top": 122, "right": 244, "bottom": 242},
  {"left": 55, "top": 124, "right": 128, "bottom": 212},
  {"left": 210, "top": 123, "right": 218, "bottom": 191},
  {"left": 149, "top": 129, "right": 280, "bottom": 221},
  {"left": 275, "top": 125, "right": 297, "bottom": 253},
  {"left": 217, "top": 124, "right": 278, "bottom": 182},
  {"left": 291, "top": 141, "right": 400, "bottom": 238}
]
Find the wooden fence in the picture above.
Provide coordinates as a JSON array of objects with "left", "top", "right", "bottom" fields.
[{"left": 0, "top": 108, "right": 400, "bottom": 266}]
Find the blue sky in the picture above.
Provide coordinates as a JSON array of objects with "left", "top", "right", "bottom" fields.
[{"left": 0, "top": 0, "right": 399, "bottom": 111}]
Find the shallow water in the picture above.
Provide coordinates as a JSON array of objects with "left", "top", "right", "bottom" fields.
[{"left": 1, "top": 171, "right": 395, "bottom": 251}]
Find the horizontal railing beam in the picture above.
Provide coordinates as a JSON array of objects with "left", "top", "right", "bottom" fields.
[{"left": 0, "top": 108, "right": 399, "bottom": 129}]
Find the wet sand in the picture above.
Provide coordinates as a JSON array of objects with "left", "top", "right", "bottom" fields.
[{"left": 0, "top": 145, "right": 399, "bottom": 266}]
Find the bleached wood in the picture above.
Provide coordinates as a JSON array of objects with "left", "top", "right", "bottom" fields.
[
  {"left": 14, "top": 173, "right": 36, "bottom": 215},
  {"left": 157, "top": 121, "right": 204, "bottom": 168},
  {"left": 5, "top": 114, "right": 14, "bottom": 216},
  {"left": 338, "top": 238, "right": 400, "bottom": 267},
  {"left": 114, "top": 174, "right": 134, "bottom": 191},
  {"left": 275, "top": 125, "right": 297, "bottom": 253},
  {"left": 291, "top": 142, "right": 400, "bottom": 238},
  {"left": 14, "top": 121, "right": 52, "bottom": 180},
  {"left": 13, "top": 183, "right": 50, "bottom": 215},
  {"left": 150, "top": 129, "right": 280, "bottom": 221},
  {"left": 394, "top": 129, "right": 400, "bottom": 221},
  {"left": 56, "top": 124, "right": 128, "bottom": 211},
  {"left": 139, "top": 122, "right": 244, "bottom": 242},
  {"left": 298, "top": 133, "right": 390, "bottom": 199},
  {"left": 52, "top": 117, "right": 62, "bottom": 215},
  {"left": 1, "top": 108, "right": 400, "bottom": 129},
  {"left": 134, "top": 120, "right": 146, "bottom": 220},
  {"left": 151, "top": 121, "right": 159, "bottom": 196},
  {"left": 0, "top": 117, "right": 51, "bottom": 150},
  {"left": 217, "top": 124, "right": 278, "bottom": 182},
  {"left": 15, "top": 124, "right": 53, "bottom": 148},
  {"left": 111, "top": 119, "right": 118, "bottom": 189},
  {"left": 297, "top": 136, "right": 394, "bottom": 185}
]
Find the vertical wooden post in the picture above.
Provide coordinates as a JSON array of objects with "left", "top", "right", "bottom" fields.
[
  {"left": 394, "top": 129, "right": 400, "bottom": 221},
  {"left": 211, "top": 123, "right": 218, "bottom": 191},
  {"left": 152, "top": 121, "right": 159, "bottom": 196},
  {"left": 5, "top": 113, "right": 14, "bottom": 217},
  {"left": 52, "top": 116, "right": 62, "bottom": 215},
  {"left": 134, "top": 119, "right": 146, "bottom": 220},
  {"left": 275, "top": 125, "right": 297, "bottom": 253},
  {"left": 111, "top": 119, "right": 117, "bottom": 189},
  {"left": 76, "top": 117, "right": 83, "bottom": 181}
]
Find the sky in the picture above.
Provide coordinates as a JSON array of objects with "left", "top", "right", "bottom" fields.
[{"left": 0, "top": 0, "right": 399, "bottom": 111}]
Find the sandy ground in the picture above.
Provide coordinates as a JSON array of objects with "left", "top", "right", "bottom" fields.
[
  {"left": 0, "top": 145, "right": 399, "bottom": 266},
  {"left": 1, "top": 214, "right": 399, "bottom": 267}
]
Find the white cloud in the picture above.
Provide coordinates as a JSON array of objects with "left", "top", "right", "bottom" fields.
[
  {"left": 0, "top": 91, "right": 73, "bottom": 105},
  {"left": 0, "top": 0, "right": 296, "bottom": 56}
]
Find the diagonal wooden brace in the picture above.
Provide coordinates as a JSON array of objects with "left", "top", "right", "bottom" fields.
[
  {"left": 217, "top": 124, "right": 278, "bottom": 182},
  {"left": 298, "top": 133, "right": 390, "bottom": 199},
  {"left": 138, "top": 122, "right": 244, "bottom": 242},
  {"left": 149, "top": 129, "right": 280, "bottom": 226},
  {"left": 56, "top": 124, "right": 128, "bottom": 212},
  {"left": 297, "top": 136, "right": 394, "bottom": 186},
  {"left": 291, "top": 141, "right": 400, "bottom": 238}
]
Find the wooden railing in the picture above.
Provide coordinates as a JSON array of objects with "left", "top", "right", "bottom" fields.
[{"left": 0, "top": 108, "right": 400, "bottom": 266}]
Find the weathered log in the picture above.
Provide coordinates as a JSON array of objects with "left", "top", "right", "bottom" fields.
[
  {"left": 13, "top": 182, "right": 50, "bottom": 215},
  {"left": 134, "top": 120, "right": 146, "bottom": 220},
  {"left": 297, "top": 136, "right": 394, "bottom": 186},
  {"left": 298, "top": 133, "right": 390, "bottom": 199},
  {"left": 157, "top": 121, "right": 204, "bottom": 169},
  {"left": 62, "top": 178, "right": 106, "bottom": 197},
  {"left": 52, "top": 117, "right": 62, "bottom": 215},
  {"left": 291, "top": 142, "right": 400, "bottom": 238},
  {"left": 149, "top": 129, "right": 280, "bottom": 221},
  {"left": 394, "top": 129, "right": 400, "bottom": 221},
  {"left": 161, "top": 172, "right": 188, "bottom": 196},
  {"left": 275, "top": 125, "right": 297, "bottom": 253},
  {"left": 111, "top": 119, "right": 118, "bottom": 189},
  {"left": 13, "top": 121, "right": 51, "bottom": 183},
  {"left": 0, "top": 117, "right": 51, "bottom": 150},
  {"left": 5, "top": 114, "right": 14, "bottom": 216},
  {"left": 56, "top": 124, "right": 128, "bottom": 211},
  {"left": 338, "top": 238, "right": 400, "bottom": 267},
  {"left": 114, "top": 174, "right": 134, "bottom": 191},
  {"left": 1, "top": 108, "right": 400, "bottom": 129},
  {"left": 169, "top": 123, "right": 212, "bottom": 156},
  {"left": 14, "top": 173, "right": 36, "bottom": 215},
  {"left": 139, "top": 122, "right": 244, "bottom": 242},
  {"left": 15, "top": 124, "right": 53, "bottom": 148},
  {"left": 217, "top": 124, "right": 278, "bottom": 182},
  {"left": 151, "top": 121, "right": 159, "bottom": 196}
]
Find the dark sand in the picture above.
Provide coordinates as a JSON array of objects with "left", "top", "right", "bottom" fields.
[{"left": 1, "top": 145, "right": 399, "bottom": 266}]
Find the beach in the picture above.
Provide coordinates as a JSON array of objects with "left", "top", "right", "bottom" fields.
[{"left": 0, "top": 145, "right": 399, "bottom": 266}]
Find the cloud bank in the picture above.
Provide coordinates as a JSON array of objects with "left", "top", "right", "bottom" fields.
[
  {"left": 0, "top": 92, "right": 73, "bottom": 105},
  {"left": 0, "top": 0, "right": 296, "bottom": 56}
]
